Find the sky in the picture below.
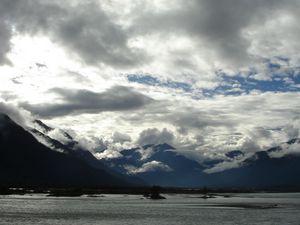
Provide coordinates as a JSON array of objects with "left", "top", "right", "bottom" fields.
[{"left": 0, "top": 0, "right": 300, "bottom": 163}]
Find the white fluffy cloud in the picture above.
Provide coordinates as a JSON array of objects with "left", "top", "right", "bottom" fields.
[
  {"left": 137, "top": 128, "right": 175, "bottom": 146},
  {"left": 124, "top": 161, "right": 173, "bottom": 174}
]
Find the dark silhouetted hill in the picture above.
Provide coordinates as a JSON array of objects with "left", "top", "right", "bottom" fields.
[{"left": 0, "top": 114, "right": 137, "bottom": 188}]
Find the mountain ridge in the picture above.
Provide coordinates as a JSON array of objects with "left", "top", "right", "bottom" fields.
[
  {"left": 0, "top": 113, "right": 140, "bottom": 188},
  {"left": 1, "top": 113, "right": 299, "bottom": 189},
  {"left": 103, "top": 139, "right": 300, "bottom": 188}
]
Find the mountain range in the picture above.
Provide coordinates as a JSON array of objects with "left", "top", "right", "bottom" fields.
[
  {"left": 103, "top": 140, "right": 300, "bottom": 188},
  {"left": 1, "top": 113, "right": 299, "bottom": 189},
  {"left": 0, "top": 113, "right": 143, "bottom": 188}
]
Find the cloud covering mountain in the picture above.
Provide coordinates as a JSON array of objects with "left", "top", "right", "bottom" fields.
[
  {"left": 102, "top": 141, "right": 300, "bottom": 188},
  {"left": 0, "top": 113, "right": 137, "bottom": 187}
]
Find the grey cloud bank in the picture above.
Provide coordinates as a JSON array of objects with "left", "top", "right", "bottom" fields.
[
  {"left": 1, "top": 0, "right": 300, "bottom": 72},
  {"left": 132, "top": 0, "right": 300, "bottom": 69},
  {"left": 0, "top": 0, "right": 146, "bottom": 68},
  {"left": 21, "top": 86, "right": 153, "bottom": 118},
  {"left": 137, "top": 128, "right": 175, "bottom": 146}
]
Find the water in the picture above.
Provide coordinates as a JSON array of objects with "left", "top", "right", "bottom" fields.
[{"left": 0, "top": 193, "right": 300, "bottom": 225}]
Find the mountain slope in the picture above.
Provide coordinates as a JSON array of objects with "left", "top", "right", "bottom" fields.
[
  {"left": 0, "top": 114, "right": 132, "bottom": 188},
  {"left": 103, "top": 143, "right": 206, "bottom": 187},
  {"left": 30, "top": 120, "right": 145, "bottom": 186},
  {"left": 3, "top": 112, "right": 298, "bottom": 189},
  {"left": 103, "top": 141, "right": 300, "bottom": 188},
  {"left": 208, "top": 147, "right": 300, "bottom": 188}
]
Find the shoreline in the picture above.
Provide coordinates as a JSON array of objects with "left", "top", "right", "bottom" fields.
[{"left": 1, "top": 186, "right": 300, "bottom": 197}]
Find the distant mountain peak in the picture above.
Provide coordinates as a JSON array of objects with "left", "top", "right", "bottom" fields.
[
  {"left": 141, "top": 143, "right": 175, "bottom": 151},
  {"left": 141, "top": 143, "right": 175, "bottom": 149},
  {"left": 155, "top": 143, "right": 175, "bottom": 150}
]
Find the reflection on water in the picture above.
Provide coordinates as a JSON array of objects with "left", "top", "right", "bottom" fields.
[{"left": 0, "top": 193, "right": 300, "bottom": 225}]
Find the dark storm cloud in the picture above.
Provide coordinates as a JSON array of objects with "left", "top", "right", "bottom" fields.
[
  {"left": 50, "top": 2, "right": 146, "bottom": 67},
  {"left": 0, "top": 21, "right": 12, "bottom": 64},
  {"left": 0, "top": 0, "right": 146, "bottom": 67},
  {"left": 0, "top": 0, "right": 299, "bottom": 69},
  {"left": 21, "top": 86, "right": 153, "bottom": 118},
  {"left": 134, "top": 0, "right": 297, "bottom": 67}
]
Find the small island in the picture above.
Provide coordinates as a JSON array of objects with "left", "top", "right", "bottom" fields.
[{"left": 144, "top": 186, "right": 166, "bottom": 200}]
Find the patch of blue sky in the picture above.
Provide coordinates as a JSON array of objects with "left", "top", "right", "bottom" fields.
[
  {"left": 265, "top": 57, "right": 300, "bottom": 77},
  {"left": 203, "top": 60, "right": 300, "bottom": 97},
  {"left": 127, "top": 74, "right": 192, "bottom": 92},
  {"left": 127, "top": 61, "right": 300, "bottom": 98}
]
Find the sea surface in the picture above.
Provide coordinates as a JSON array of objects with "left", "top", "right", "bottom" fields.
[{"left": 0, "top": 193, "right": 300, "bottom": 225}]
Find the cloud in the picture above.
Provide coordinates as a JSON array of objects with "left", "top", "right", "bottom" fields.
[
  {"left": 1, "top": 0, "right": 300, "bottom": 85},
  {"left": 0, "top": 102, "right": 31, "bottom": 127},
  {"left": 0, "top": 91, "right": 18, "bottom": 102},
  {"left": 282, "top": 119, "right": 300, "bottom": 140},
  {"left": 45, "top": 128, "right": 72, "bottom": 145},
  {"left": 51, "top": 1, "right": 147, "bottom": 68},
  {"left": 0, "top": 0, "right": 61, "bottom": 65},
  {"left": 137, "top": 128, "right": 175, "bottom": 146},
  {"left": 94, "top": 147, "right": 123, "bottom": 160},
  {"left": 137, "top": 146, "right": 156, "bottom": 161},
  {"left": 269, "top": 140, "right": 300, "bottom": 158},
  {"left": 127, "top": 74, "right": 192, "bottom": 92},
  {"left": 124, "top": 160, "right": 173, "bottom": 174},
  {"left": 0, "top": 0, "right": 147, "bottom": 67},
  {"left": 112, "top": 131, "right": 132, "bottom": 144},
  {"left": 166, "top": 109, "right": 235, "bottom": 131},
  {"left": 21, "top": 86, "right": 153, "bottom": 118},
  {"left": 203, "top": 155, "right": 249, "bottom": 174},
  {"left": 132, "top": 0, "right": 300, "bottom": 70},
  {"left": 0, "top": 21, "right": 11, "bottom": 65},
  {"left": 117, "top": 91, "right": 300, "bottom": 162}
]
